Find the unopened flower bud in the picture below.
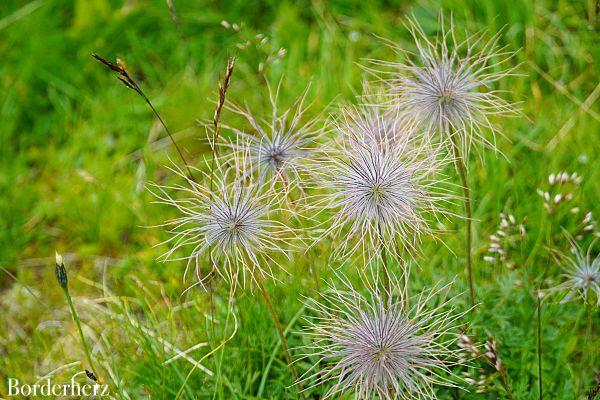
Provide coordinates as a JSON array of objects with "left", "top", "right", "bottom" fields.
[{"left": 55, "top": 251, "right": 68, "bottom": 290}]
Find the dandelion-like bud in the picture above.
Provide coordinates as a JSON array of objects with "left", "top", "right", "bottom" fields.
[
  {"left": 297, "top": 274, "right": 468, "bottom": 399},
  {"left": 54, "top": 251, "right": 68, "bottom": 290}
]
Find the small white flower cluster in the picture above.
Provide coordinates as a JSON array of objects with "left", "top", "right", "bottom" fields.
[
  {"left": 457, "top": 333, "right": 512, "bottom": 396},
  {"left": 536, "top": 171, "right": 581, "bottom": 214},
  {"left": 490, "top": 169, "right": 599, "bottom": 306},
  {"left": 220, "top": 20, "right": 287, "bottom": 73},
  {"left": 571, "top": 211, "right": 598, "bottom": 241},
  {"left": 536, "top": 170, "right": 598, "bottom": 247},
  {"left": 484, "top": 213, "right": 526, "bottom": 269}
]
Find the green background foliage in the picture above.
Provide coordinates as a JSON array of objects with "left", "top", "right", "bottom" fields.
[{"left": 0, "top": 0, "right": 598, "bottom": 398}]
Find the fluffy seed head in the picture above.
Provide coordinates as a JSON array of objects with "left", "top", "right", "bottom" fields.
[
  {"left": 368, "top": 15, "right": 518, "bottom": 156},
  {"left": 149, "top": 157, "right": 294, "bottom": 289},
  {"left": 223, "top": 84, "right": 320, "bottom": 189},
  {"left": 312, "top": 105, "right": 451, "bottom": 262},
  {"left": 550, "top": 241, "right": 600, "bottom": 305},
  {"left": 298, "top": 274, "right": 468, "bottom": 399}
]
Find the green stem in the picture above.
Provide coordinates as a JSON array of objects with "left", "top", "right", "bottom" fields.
[
  {"left": 380, "top": 242, "right": 391, "bottom": 300},
  {"left": 377, "top": 224, "right": 402, "bottom": 306},
  {"left": 537, "top": 295, "right": 543, "bottom": 400},
  {"left": 63, "top": 287, "right": 97, "bottom": 378},
  {"left": 449, "top": 137, "right": 475, "bottom": 306},
  {"left": 255, "top": 275, "right": 306, "bottom": 399}
]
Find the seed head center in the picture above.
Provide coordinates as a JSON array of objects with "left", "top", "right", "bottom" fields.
[
  {"left": 266, "top": 147, "right": 286, "bottom": 168},
  {"left": 224, "top": 217, "right": 243, "bottom": 233}
]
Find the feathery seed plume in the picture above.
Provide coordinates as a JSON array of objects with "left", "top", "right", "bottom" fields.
[
  {"left": 549, "top": 240, "right": 600, "bottom": 305},
  {"left": 149, "top": 151, "right": 297, "bottom": 289},
  {"left": 297, "top": 273, "right": 468, "bottom": 399},
  {"left": 223, "top": 83, "right": 321, "bottom": 191},
  {"left": 311, "top": 105, "right": 451, "bottom": 262},
  {"left": 368, "top": 15, "right": 519, "bottom": 156}
]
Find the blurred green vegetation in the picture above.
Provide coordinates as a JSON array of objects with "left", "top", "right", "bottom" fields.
[{"left": 0, "top": 0, "right": 598, "bottom": 399}]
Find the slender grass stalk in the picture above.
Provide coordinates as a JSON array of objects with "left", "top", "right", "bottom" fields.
[
  {"left": 177, "top": 295, "right": 238, "bottom": 400},
  {"left": 585, "top": 302, "right": 594, "bottom": 368},
  {"left": 449, "top": 134, "right": 475, "bottom": 307},
  {"left": 55, "top": 252, "right": 98, "bottom": 381},
  {"left": 209, "top": 56, "right": 235, "bottom": 190},
  {"left": 92, "top": 54, "right": 197, "bottom": 183},
  {"left": 254, "top": 274, "right": 306, "bottom": 399},
  {"left": 207, "top": 57, "right": 236, "bottom": 343},
  {"left": 586, "top": 302, "right": 593, "bottom": 342},
  {"left": 165, "top": 0, "right": 189, "bottom": 53},
  {"left": 537, "top": 293, "right": 543, "bottom": 400}
]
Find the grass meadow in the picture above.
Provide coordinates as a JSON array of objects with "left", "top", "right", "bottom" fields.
[{"left": 1, "top": 0, "right": 599, "bottom": 398}]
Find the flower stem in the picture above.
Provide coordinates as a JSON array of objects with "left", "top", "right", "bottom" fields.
[
  {"left": 449, "top": 137, "right": 475, "bottom": 306},
  {"left": 379, "top": 242, "right": 391, "bottom": 300},
  {"left": 63, "top": 287, "right": 98, "bottom": 380},
  {"left": 255, "top": 275, "right": 306, "bottom": 399},
  {"left": 55, "top": 254, "right": 99, "bottom": 382},
  {"left": 537, "top": 294, "right": 543, "bottom": 400},
  {"left": 377, "top": 224, "right": 404, "bottom": 305}
]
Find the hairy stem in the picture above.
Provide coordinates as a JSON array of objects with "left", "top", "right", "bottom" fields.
[
  {"left": 379, "top": 243, "right": 391, "bottom": 299},
  {"left": 377, "top": 224, "right": 399, "bottom": 305},
  {"left": 255, "top": 275, "right": 306, "bottom": 399},
  {"left": 449, "top": 137, "right": 475, "bottom": 306}
]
